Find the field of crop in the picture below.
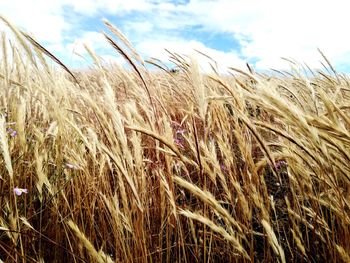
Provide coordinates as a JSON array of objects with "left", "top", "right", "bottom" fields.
[{"left": 0, "top": 18, "right": 350, "bottom": 262}]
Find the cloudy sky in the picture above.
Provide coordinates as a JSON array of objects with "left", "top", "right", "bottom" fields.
[{"left": 1, "top": 0, "right": 349, "bottom": 72}]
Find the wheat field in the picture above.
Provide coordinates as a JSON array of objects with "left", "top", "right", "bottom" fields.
[{"left": 0, "top": 17, "right": 350, "bottom": 262}]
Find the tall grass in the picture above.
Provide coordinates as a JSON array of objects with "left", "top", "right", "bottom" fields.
[{"left": 0, "top": 18, "right": 349, "bottom": 262}]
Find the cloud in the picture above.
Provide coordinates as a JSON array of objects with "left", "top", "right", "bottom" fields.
[
  {"left": 1, "top": 0, "right": 350, "bottom": 72},
  {"left": 0, "top": 0, "right": 69, "bottom": 45},
  {"left": 62, "top": 0, "right": 153, "bottom": 16},
  {"left": 0, "top": 0, "right": 154, "bottom": 54},
  {"left": 100, "top": 54, "right": 127, "bottom": 66},
  {"left": 123, "top": 21, "right": 154, "bottom": 34},
  {"left": 66, "top": 31, "right": 109, "bottom": 55},
  {"left": 118, "top": 0, "right": 349, "bottom": 70},
  {"left": 63, "top": 30, "right": 246, "bottom": 72},
  {"left": 63, "top": 30, "right": 127, "bottom": 68},
  {"left": 148, "top": 0, "right": 350, "bottom": 70},
  {"left": 136, "top": 37, "right": 247, "bottom": 72}
]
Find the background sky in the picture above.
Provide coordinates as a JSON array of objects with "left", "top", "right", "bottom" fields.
[{"left": 1, "top": 0, "right": 350, "bottom": 73}]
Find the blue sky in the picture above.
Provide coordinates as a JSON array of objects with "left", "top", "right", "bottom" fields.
[{"left": 2, "top": 0, "right": 350, "bottom": 73}]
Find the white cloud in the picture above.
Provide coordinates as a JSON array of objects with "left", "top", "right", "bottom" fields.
[
  {"left": 136, "top": 37, "right": 247, "bottom": 72},
  {"left": 63, "top": 30, "right": 126, "bottom": 68},
  {"left": 1, "top": 0, "right": 350, "bottom": 71},
  {"left": 0, "top": 0, "right": 153, "bottom": 55},
  {"left": 123, "top": 21, "right": 154, "bottom": 34},
  {"left": 61, "top": 0, "right": 153, "bottom": 16},
  {"left": 100, "top": 54, "right": 127, "bottom": 66},
  {"left": 150, "top": 0, "right": 350, "bottom": 70},
  {"left": 0, "top": 0, "right": 69, "bottom": 45},
  {"left": 66, "top": 31, "right": 109, "bottom": 55}
]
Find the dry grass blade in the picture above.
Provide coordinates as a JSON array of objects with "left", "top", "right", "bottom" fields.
[
  {"left": 1, "top": 32, "right": 8, "bottom": 85},
  {"left": 290, "top": 229, "right": 306, "bottom": 257},
  {"left": 190, "top": 58, "right": 207, "bottom": 120},
  {"left": 0, "top": 15, "right": 37, "bottom": 67},
  {"left": 145, "top": 59, "right": 170, "bottom": 74},
  {"left": 67, "top": 220, "right": 114, "bottom": 263},
  {"left": 239, "top": 114, "right": 276, "bottom": 174},
  {"left": 125, "top": 125, "right": 197, "bottom": 167},
  {"left": 0, "top": 73, "right": 23, "bottom": 87},
  {"left": 21, "top": 32, "right": 79, "bottom": 84},
  {"left": 229, "top": 67, "right": 258, "bottom": 83},
  {"left": 103, "top": 19, "right": 144, "bottom": 66},
  {"left": 194, "top": 49, "right": 218, "bottom": 73},
  {"left": 101, "top": 144, "right": 143, "bottom": 212},
  {"left": 0, "top": 115, "right": 13, "bottom": 179},
  {"left": 0, "top": 19, "right": 349, "bottom": 262},
  {"left": 84, "top": 43, "right": 104, "bottom": 71},
  {"left": 173, "top": 175, "right": 246, "bottom": 234},
  {"left": 160, "top": 172, "right": 177, "bottom": 219},
  {"left": 103, "top": 32, "right": 155, "bottom": 114},
  {"left": 318, "top": 48, "right": 338, "bottom": 78},
  {"left": 20, "top": 217, "right": 34, "bottom": 231},
  {"left": 261, "top": 219, "right": 286, "bottom": 263},
  {"left": 246, "top": 63, "right": 254, "bottom": 74},
  {"left": 335, "top": 244, "right": 350, "bottom": 263},
  {"left": 179, "top": 209, "right": 250, "bottom": 260},
  {"left": 254, "top": 120, "right": 319, "bottom": 164}
]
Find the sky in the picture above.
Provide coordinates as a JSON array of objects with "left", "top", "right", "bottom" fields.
[{"left": 1, "top": 0, "right": 350, "bottom": 73}]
